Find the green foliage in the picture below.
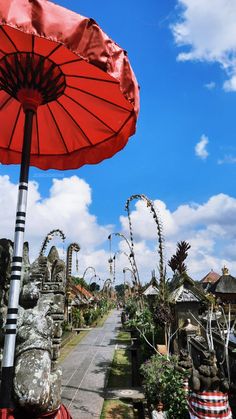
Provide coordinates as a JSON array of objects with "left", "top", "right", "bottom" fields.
[
  {"left": 83, "top": 306, "right": 100, "bottom": 325},
  {"left": 90, "top": 282, "right": 100, "bottom": 292},
  {"left": 115, "top": 283, "right": 125, "bottom": 297},
  {"left": 127, "top": 306, "right": 154, "bottom": 333},
  {"left": 61, "top": 320, "right": 71, "bottom": 332},
  {"left": 71, "top": 276, "right": 89, "bottom": 289},
  {"left": 125, "top": 300, "right": 168, "bottom": 357},
  {"left": 140, "top": 355, "right": 188, "bottom": 419},
  {"left": 125, "top": 298, "right": 138, "bottom": 319},
  {"left": 72, "top": 308, "right": 85, "bottom": 328},
  {"left": 75, "top": 298, "right": 114, "bottom": 326}
]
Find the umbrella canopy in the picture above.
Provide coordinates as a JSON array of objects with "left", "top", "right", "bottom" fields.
[
  {"left": 0, "top": 0, "right": 139, "bottom": 170},
  {"left": 0, "top": 0, "right": 139, "bottom": 412}
]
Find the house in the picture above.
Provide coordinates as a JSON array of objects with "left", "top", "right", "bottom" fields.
[
  {"left": 65, "top": 282, "right": 94, "bottom": 323},
  {"left": 75, "top": 284, "right": 94, "bottom": 303}
]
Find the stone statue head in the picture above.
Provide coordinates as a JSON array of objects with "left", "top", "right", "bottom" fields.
[{"left": 20, "top": 282, "right": 40, "bottom": 309}]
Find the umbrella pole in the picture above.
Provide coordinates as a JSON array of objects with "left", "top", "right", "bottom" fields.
[{"left": 0, "top": 109, "right": 35, "bottom": 408}]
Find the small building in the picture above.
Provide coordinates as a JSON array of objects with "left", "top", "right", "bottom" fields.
[
  {"left": 142, "top": 276, "right": 159, "bottom": 308},
  {"left": 66, "top": 283, "right": 94, "bottom": 324},
  {"left": 169, "top": 273, "right": 207, "bottom": 329},
  {"left": 75, "top": 284, "right": 94, "bottom": 303},
  {"left": 209, "top": 266, "right": 236, "bottom": 305},
  {"left": 142, "top": 279, "right": 159, "bottom": 297}
]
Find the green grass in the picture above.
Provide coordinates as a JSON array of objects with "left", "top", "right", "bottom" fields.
[
  {"left": 107, "top": 348, "right": 132, "bottom": 388},
  {"left": 100, "top": 399, "right": 134, "bottom": 419},
  {"left": 116, "top": 330, "right": 131, "bottom": 345}
]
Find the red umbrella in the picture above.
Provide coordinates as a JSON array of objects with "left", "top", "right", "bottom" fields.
[{"left": 0, "top": 0, "right": 139, "bottom": 411}]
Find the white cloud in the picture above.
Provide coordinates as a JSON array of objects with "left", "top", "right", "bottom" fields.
[
  {"left": 172, "top": 0, "right": 236, "bottom": 91},
  {"left": 223, "top": 76, "right": 236, "bottom": 92},
  {"left": 195, "top": 134, "right": 209, "bottom": 159},
  {"left": 205, "top": 81, "right": 216, "bottom": 90},
  {"left": 0, "top": 175, "right": 113, "bottom": 281},
  {"left": 120, "top": 193, "right": 236, "bottom": 280},
  {"left": 218, "top": 154, "right": 236, "bottom": 165},
  {"left": 2, "top": 175, "right": 236, "bottom": 283},
  {"left": 120, "top": 199, "right": 178, "bottom": 242}
]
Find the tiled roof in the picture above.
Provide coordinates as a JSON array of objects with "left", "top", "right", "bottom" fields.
[
  {"left": 201, "top": 270, "right": 220, "bottom": 284},
  {"left": 75, "top": 284, "right": 93, "bottom": 299},
  {"left": 68, "top": 282, "right": 94, "bottom": 304}
]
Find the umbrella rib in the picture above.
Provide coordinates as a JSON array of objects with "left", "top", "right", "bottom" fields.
[
  {"left": 0, "top": 62, "right": 17, "bottom": 90},
  {"left": 59, "top": 58, "right": 83, "bottom": 66},
  {"left": 69, "top": 75, "right": 119, "bottom": 84},
  {"left": 67, "top": 85, "right": 131, "bottom": 112},
  {"left": 7, "top": 105, "right": 22, "bottom": 149},
  {"left": 56, "top": 100, "right": 93, "bottom": 146},
  {"left": 36, "top": 112, "right": 40, "bottom": 155},
  {"left": 0, "top": 108, "right": 134, "bottom": 157},
  {"left": 45, "top": 43, "right": 62, "bottom": 59},
  {"left": 39, "top": 110, "right": 134, "bottom": 156},
  {"left": 97, "top": 111, "right": 134, "bottom": 146},
  {"left": 0, "top": 26, "right": 18, "bottom": 52},
  {"left": 0, "top": 48, "right": 7, "bottom": 56},
  {"left": 64, "top": 93, "right": 116, "bottom": 133},
  {"left": 0, "top": 95, "right": 12, "bottom": 111},
  {"left": 14, "top": 53, "right": 26, "bottom": 83},
  {"left": 47, "top": 104, "right": 70, "bottom": 153}
]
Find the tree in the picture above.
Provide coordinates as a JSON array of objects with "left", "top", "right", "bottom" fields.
[
  {"left": 90, "top": 282, "right": 100, "bottom": 292},
  {"left": 168, "top": 241, "right": 191, "bottom": 275},
  {"left": 115, "top": 284, "right": 125, "bottom": 297}
]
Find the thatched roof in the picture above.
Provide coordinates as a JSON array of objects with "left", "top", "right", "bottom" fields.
[
  {"left": 210, "top": 267, "right": 236, "bottom": 294},
  {"left": 143, "top": 283, "right": 158, "bottom": 296},
  {"left": 169, "top": 272, "right": 207, "bottom": 304},
  {"left": 169, "top": 286, "right": 201, "bottom": 303}
]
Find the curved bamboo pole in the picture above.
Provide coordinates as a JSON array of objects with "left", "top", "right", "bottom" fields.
[
  {"left": 66, "top": 242, "right": 80, "bottom": 281},
  {"left": 82, "top": 266, "right": 96, "bottom": 281},
  {"left": 39, "top": 229, "right": 66, "bottom": 256},
  {"left": 125, "top": 194, "right": 165, "bottom": 301},
  {"left": 108, "top": 232, "right": 140, "bottom": 287}
]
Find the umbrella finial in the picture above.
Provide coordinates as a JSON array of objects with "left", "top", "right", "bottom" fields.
[{"left": 17, "top": 88, "right": 42, "bottom": 112}]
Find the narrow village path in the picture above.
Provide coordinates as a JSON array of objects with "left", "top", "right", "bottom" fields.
[{"left": 61, "top": 310, "right": 121, "bottom": 419}]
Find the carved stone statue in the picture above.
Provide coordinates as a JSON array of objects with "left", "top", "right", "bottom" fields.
[
  {"left": 0, "top": 240, "right": 66, "bottom": 416},
  {"left": 0, "top": 239, "right": 14, "bottom": 348},
  {"left": 176, "top": 349, "right": 192, "bottom": 375},
  {"left": 189, "top": 350, "right": 229, "bottom": 393}
]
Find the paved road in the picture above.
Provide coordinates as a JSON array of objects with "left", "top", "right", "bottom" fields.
[{"left": 61, "top": 310, "right": 121, "bottom": 419}]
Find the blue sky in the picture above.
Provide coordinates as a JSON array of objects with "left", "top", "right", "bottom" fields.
[{"left": 1, "top": 0, "right": 236, "bottom": 282}]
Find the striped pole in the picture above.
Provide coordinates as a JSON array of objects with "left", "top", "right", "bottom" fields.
[{"left": 0, "top": 109, "right": 34, "bottom": 408}]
